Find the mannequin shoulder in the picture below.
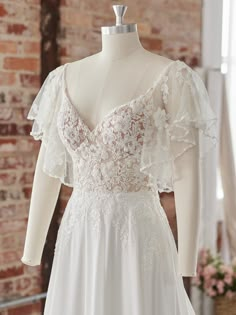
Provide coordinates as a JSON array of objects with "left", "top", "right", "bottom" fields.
[
  {"left": 69, "top": 52, "right": 101, "bottom": 69},
  {"left": 153, "top": 55, "right": 175, "bottom": 70},
  {"left": 142, "top": 51, "right": 173, "bottom": 65},
  {"left": 139, "top": 51, "right": 175, "bottom": 75},
  {"left": 65, "top": 52, "right": 101, "bottom": 81}
]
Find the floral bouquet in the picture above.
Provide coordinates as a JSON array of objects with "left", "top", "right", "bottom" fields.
[{"left": 192, "top": 248, "right": 236, "bottom": 299}]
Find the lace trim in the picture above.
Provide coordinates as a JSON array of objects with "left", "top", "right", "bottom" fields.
[
  {"left": 27, "top": 65, "right": 74, "bottom": 187},
  {"left": 140, "top": 61, "right": 218, "bottom": 193}
]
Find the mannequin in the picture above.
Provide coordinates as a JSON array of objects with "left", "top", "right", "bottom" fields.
[{"left": 21, "top": 7, "right": 201, "bottom": 278}]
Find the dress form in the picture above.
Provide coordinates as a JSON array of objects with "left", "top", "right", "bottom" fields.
[{"left": 21, "top": 7, "right": 200, "bottom": 277}]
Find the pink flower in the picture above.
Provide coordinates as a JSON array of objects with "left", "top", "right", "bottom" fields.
[
  {"left": 210, "top": 278, "right": 217, "bottom": 286},
  {"left": 199, "top": 249, "right": 209, "bottom": 265},
  {"left": 226, "top": 290, "right": 235, "bottom": 299},
  {"left": 207, "top": 288, "right": 217, "bottom": 297},
  {"left": 220, "top": 265, "right": 233, "bottom": 275},
  {"left": 224, "top": 273, "right": 233, "bottom": 285},
  {"left": 203, "top": 265, "right": 216, "bottom": 279},
  {"left": 216, "top": 280, "right": 225, "bottom": 294}
]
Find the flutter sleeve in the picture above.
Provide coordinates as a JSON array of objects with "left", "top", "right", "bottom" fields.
[
  {"left": 27, "top": 65, "right": 74, "bottom": 187},
  {"left": 140, "top": 60, "right": 218, "bottom": 193}
]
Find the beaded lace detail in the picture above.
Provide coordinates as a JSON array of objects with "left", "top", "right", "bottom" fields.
[
  {"left": 57, "top": 85, "right": 155, "bottom": 193},
  {"left": 56, "top": 60, "right": 181, "bottom": 193},
  {"left": 26, "top": 59, "right": 218, "bottom": 269},
  {"left": 27, "top": 60, "right": 217, "bottom": 192}
]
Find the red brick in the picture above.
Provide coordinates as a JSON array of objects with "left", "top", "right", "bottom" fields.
[
  {"left": 8, "top": 90, "right": 24, "bottom": 105},
  {"left": 91, "top": 14, "right": 114, "bottom": 29},
  {"left": 0, "top": 204, "right": 16, "bottom": 219},
  {"left": 0, "top": 108, "right": 13, "bottom": 120},
  {"left": 23, "top": 41, "right": 40, "bottom": 55},
  {"left": 0, "top": 72, "right": 16, "bottom": 85},
  {"left": 0, "top": 123, "right": 36, "bottom": 137},
  {"left": 61, "top": 0, "right": 80, "bottom": 7},
  {"left": 7, "top": 23, "right": 27, "bottom": 35},
  {"left": 137, "top": 23, "right": 151, "bottom": 36},
  {"left": 0, "top": 279, "right": 14, "bottom": 296},
  {"left": 8, "top": 301, "right": 42, "bottom": 315},
  {"left": 19, "top": 171, "right": 34, "bottom": 185},
  {"left": 23, "top": 186, "right": 34, "bottom": 199},
  {"left": 3, "top": 57, "right": 40, "bottom": 72},
  {"left": 141, "top": 37, "right": 162, "bottom": 51},
  {"left": 0, "top": 265, "right": 24, "bottom": 279},
  {"left": 0, "top": 172, "right": 17, "bottom": 185},
  {"left": 0, "top": 155, "right": 34, "bottom": 170},
  {"left": 14, "top": 274, "right": 42, "bottom": 291},
  {"left": 17, "top": 139, "right": 38, "bottom": 153},
  {"left": 0, "top": 3, "right": 39, "bottom": 22},
  {"left": 190, "top": 56, "right": 199, "bottom": 67},
  {"left": 0, "top": 139, "right": 17, "bottom": 153},
  {"left": 0, "top": 123, "right": 14, "bottom": 135},
  {"left": 0, "top": 21, "right": 40, "bottom": 38},
  {"left": 0, "top": 203, "right": 28, "bottom": 220},
  {"left": 0, "top": 250, "right": 21, "bottom": 265},
  {"left": 59, "top": 46, "right": 67, "bottom": 57},
  {"left": 61, "top": 9, "right": 92, "bottom": 27},
  {"left": 0, "top": 232, "right": 26, "bottom": 251},
  {"left": 0, "top": 219, "right": 26, "bottom": 235},
  {"left": 20, "top": 73, "right": 40, "bottom": 88},
  {"left": 0, "top": 41, "right": 17, "bottom": 54},
  {"left": 180, "top": 46, "right": 188, "bottom": 52},
  {"left": 151, "top": 26, "right": 161, "bottom": 35},
  {"left": 0, "top": 4, "right": 7, "bottom": 17},
  {"left": 80, "top": 1, "right": 115, "bottom": 14},
  {"left": 25, "top": 0, "right": 41, "bottom": 4},
  {"left": 0, "top": 188, "right": 23, "bottom": 202}
]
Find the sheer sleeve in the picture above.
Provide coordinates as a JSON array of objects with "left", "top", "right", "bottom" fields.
[
  {"left": 140, "top": 60, "right": 218, "bottom": 193},
  {"left": 27, "top": 65, "right": 74, "bottom": 187}
]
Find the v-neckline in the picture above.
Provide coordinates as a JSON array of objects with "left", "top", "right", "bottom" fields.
[{"left": 62, "top": 59, "right": 178, "bottom": 136}]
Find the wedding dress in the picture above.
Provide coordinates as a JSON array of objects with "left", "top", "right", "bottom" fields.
[{"left": 26, "top": 59, "right": 217, "bottom": 315}]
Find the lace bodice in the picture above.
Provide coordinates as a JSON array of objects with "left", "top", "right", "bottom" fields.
[{"left": 27, "top": 59, "right": 218, "bottom": 193}]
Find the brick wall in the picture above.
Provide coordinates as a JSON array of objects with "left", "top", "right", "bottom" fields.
[
  {"left": 0, "top": 0, "right": 202, "bottom": 314},
  {"left": 59, "top": 0, "right": 201, "bottom": 65},
  {"left": 0, "top": 0, "right": 43, "bottom": 314}
]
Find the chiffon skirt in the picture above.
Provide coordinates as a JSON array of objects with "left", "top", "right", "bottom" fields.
[{"left": 43, "top": 189, "right": 196, "bottom": 315}]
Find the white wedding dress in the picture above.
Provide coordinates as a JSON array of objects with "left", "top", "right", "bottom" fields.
[{"left": 26, "top": 59, "right": 217, "bottom": 315}]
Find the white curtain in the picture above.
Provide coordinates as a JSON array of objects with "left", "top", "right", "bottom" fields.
[
  {"left": 190, "top": 66, "right": 221, "bottom": 315},
  {"left": 226, "top": 0, "right": 236, "bottom": 163},
  {"left": 221, "top": 0, "right": 236, "bottom": 260},
  {"left": 191, "top": 1, "right": 236, "bottom": 314}
]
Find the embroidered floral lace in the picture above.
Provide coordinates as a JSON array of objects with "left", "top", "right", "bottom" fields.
[{"left": 27, "top": 59, "right": 218, "bottom": 194}]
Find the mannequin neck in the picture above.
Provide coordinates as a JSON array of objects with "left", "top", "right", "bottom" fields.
[{"left": 100, "top": 30, "right": 146, "bottom": 61}]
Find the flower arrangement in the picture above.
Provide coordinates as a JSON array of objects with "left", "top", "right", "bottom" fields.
[{"left": 192, "top": 248, "right": 236, "bottom": 299}]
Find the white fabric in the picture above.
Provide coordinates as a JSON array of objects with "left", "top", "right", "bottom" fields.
[
  {"left": 27, "top": 67, "right": 74, "bottom": 187},
  {"left": 190, "top": 67, "right": 221, "bottom": 315},
  {"left": 46, "top": 190, "right": 195, "bottom": 314},
  {"left": 26, "top": 60, "right": 218, "bottom": 315},
  {"left": 140, "top": 60, "right": 217, "bottom": 193},
  {"left": 28, "top": 61, "right": 218, "bottom": 193}
]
